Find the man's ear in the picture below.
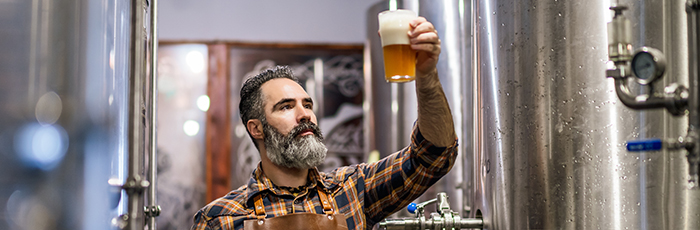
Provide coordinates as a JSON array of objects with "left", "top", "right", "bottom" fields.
[{"left": 247, "top": 119, "right": 264, "bottom": 140}]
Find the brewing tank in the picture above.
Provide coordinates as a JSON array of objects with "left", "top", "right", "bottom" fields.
[
  {"left": 0, "top": 0, "right": 132, "bottom": 229},
  {"left": 470, "top": 0, "right": 699, "bottom": 229}
]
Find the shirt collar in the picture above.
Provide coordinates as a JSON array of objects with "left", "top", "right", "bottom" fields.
[{"left": 245, "top": 163, "right": 332, "bottom": 207}]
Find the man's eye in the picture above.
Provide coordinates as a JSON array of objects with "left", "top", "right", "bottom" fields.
[
  {"left": 281, "top": 105, "right": 291, "bottom": 110},
  {"left": 305, "top": 104, "right": 312, "bottom": 109}
]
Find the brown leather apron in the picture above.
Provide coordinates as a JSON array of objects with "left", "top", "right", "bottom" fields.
[{"left": 243, "top": 189, "right": 348, "bottom": 230}]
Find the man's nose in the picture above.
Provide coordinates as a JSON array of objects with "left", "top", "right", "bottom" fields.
[{"left": 296, "top": 104, "right": 312, "bottom": 123}]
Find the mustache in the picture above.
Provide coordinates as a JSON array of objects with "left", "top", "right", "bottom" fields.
[{"left": 288, "top": 121, "right": 323, "bottom": 140}]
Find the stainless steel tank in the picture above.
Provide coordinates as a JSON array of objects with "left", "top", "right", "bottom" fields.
[
  {"left": 365, "top": 0, "right": 470, "bottom": 215},
  {"left": 470, "top": 0, "right": 699, "bottom": 229},
  {"left": 0, "top": 0, "right": 133, "bottom": 229}
]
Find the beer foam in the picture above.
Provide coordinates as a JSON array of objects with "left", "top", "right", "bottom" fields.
[{"left": 378, "top": 10, "right": 417, "bottom": 46}]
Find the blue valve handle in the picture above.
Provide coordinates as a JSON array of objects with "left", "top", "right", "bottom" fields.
[
  {"left": 626, "top": 138, "right": 663, "bottom": 151},
  {"left": 407, "top": 203, "right": 417, "bottom": 214}
]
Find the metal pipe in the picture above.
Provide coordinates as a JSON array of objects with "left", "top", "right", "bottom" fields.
[
  {"left": 380, "top": 219, "right": 421, "bottom": 230},
  {"left": 458, "top": 219, "right": 484, "bottom": 228},
  {"left": 686, "top": 0, "right": 700, "bottom": 186},
  {"left": 612, "top": 78, "right": 686, "bottom": 113},
  {"left": 125, "top": 0, "right": 147, "bottom": 229},
  {"left": 146, "top": 0, "right": 161, "bottom": 228},
  {"left": 379, "top": 218, "right": 483, "bottom": 229}
]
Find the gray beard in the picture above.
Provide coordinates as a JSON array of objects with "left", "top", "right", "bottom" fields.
[{"left": 262, "top": 120, "right": 327, "bottom": 169}]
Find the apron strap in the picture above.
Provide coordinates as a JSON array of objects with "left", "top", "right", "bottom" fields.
[
  {"left": 317, "top": 189, "right": 334, "bottom": 215},
  {"left": 253, "top": 189, "right": 335, "bottom": 219},
  {"left": 253, "top": 193, "right": 266, "bottom": 220}
]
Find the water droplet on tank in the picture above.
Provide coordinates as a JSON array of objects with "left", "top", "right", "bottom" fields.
[
  {"left": 558, "top": 13, "right": 562, "bottom": 17},
  {"left": 492, "top": 11, "right": 496, "bottom": 15},
  {"left": 501, "top": 23, "right": 505, "bottom": 26}
]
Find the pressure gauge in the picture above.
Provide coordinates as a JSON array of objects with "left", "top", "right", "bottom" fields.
[{"left": 631, "top": 47, "right": 666, "bottom": 85}]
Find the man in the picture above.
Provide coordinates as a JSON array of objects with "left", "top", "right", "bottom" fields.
[{"left": 192, "top": 16, "right": 457, "bottom": 230}]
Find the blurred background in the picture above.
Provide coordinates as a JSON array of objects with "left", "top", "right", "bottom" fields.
[{"left": 2, "top": 0, "right": 700, "bottom": 229}]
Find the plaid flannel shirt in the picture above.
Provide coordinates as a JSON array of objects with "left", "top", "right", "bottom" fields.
[{"left": 192, "top": 126, "right": 458, "bottom": 230}]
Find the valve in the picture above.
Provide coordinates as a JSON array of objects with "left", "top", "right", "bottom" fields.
[
  {"left": 378, "top": 193, "right": 483, "bottom": 230},
  {"left": 626, "top": 139, "right": 663, "bottom": 152},
  {"left": 407, "top": 203, "right": 418, "bottom": 214}
]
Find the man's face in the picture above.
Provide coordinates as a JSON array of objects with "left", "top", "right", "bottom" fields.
[{"left": 258, "top": 78, "right": 327, "bottom": 169}]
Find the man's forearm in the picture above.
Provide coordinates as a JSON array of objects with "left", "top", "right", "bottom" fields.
[{"left": 415, "top": 69, "right": 456, "bottom": 147}]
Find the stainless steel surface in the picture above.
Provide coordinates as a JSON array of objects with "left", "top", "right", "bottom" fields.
[
  {"left": 126, "top": 0, "right": 148, "bottom": 229},
  {"left": 0, "top": 0, "right": 131, "bottom": 229},
  {"left": 365, "top": 0, "right": 471, "bottom": 215},
  {"left": 418, "top": 0, "right": 470, "bottom": 216},
  {"left": 146, "top": 0, "right": 160, "bottom": 229},
  {"left": 470, "top": 0, "right": 698, "bottom": 229},
  {"left": 685, "top": 0, "right": 700, "bottom": 188}
]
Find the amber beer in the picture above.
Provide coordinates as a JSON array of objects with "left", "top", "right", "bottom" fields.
[
  {"left": 378, "top": 9, "right": 417, "bottom": 82},
  {"left": 382, "top": 44, "right": 415, "bottom": 82}
]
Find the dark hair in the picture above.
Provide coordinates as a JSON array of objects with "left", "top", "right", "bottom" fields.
[{"left": 239, "top": 66, "right": 300, "bottom": 147}]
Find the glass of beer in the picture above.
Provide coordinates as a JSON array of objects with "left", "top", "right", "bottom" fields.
[{"left": 378, "top": 9, "right": 417, "bottom": 83}]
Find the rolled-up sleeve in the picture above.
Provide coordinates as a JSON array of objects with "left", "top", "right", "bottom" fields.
[{"left": 360, "top": 124, "right": 458, "bottom": 224}]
